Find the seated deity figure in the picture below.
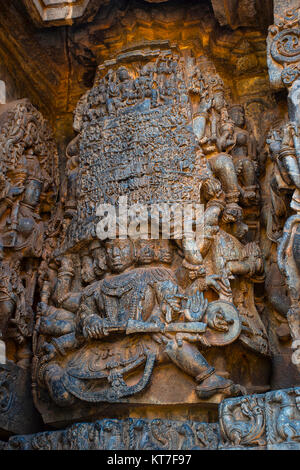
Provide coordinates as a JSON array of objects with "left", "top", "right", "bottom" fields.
[
  {"left": 116, "top": 67, "right": 138, "bottom": 107},
  {"left": 36, "top": 237, "right": 245, "bottom": 407}
]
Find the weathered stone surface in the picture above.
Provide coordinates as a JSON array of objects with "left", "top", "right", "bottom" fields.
[
  {"left": 266, "top": 1, "right": 300, "bottom": 378},
  {"left": 5, "top": 418, "right": 220, "bottom": 450},
  {"left": 0, "top": 0, "right": 299, "bottom": 452},
  {"left": 0, "top": 361, "right": 42, "bottom": 437},
  {"left": 0, "top": 99, "right": 58, "bottom": 368},
  {"left": 273, "top": 0, "right": 300, "bottom": 19},
  {"left": 219, "top": 386, "right": 300, "bottom": 450},
  {"left": 22, "top": 0, "right": 110, "bottom": 27},
  {"left": 219, "top": 393, "right": 267, "bottom": 449},
  {"left": 1, "top": 386, "right": 299, "bottom": 449},
  {"left": 0, "top": 0, "right": 272, "bottom": 132},
  {"left": 266, "top": 387, "right": 300, "bottom": 449},
  {"left": 28, "top": 41, "right": 274, "bottom": 427},
  {"left": 211, "top": 0, "right": 273, "bottom": 30}
]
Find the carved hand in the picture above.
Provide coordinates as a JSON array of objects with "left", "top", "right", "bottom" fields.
[
  {"left": 206, "top": 275, "right": 232, "bottom": 296},
  {"left": 162, "top": 292, "right": 184, "bottom": 324},
  {"left": 83, "top": 315, "right": 104, "bottom": 339},
  {"left": 188, "top": 266, "right": 206, "bottom": 281},
  {"left": 38, "top": 301, "right": 49, "bottom": 317},
  {"left": 40, "top": 342, "right": 57, "bottom": 363},
  {"left": 174, "top": 332, "right": 211, "bottom": 348},
  {"left": 184, "top": 290, "right": 208, "bottom": 322},
  {"left": 199, "top": 96, "right": 212, "bottom": 114},
  {"left": 7, "top": 185, "right": 24, "bottom": 200}
]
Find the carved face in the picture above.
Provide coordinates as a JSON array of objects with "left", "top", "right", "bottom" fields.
[
  {"left": 23, "top": 179, "right": 42, "bottom": 207},
  {"left": 105, "top": 239, "right": 134, "bottom": 273},
  {"left": 156, "top": 240, "right": 173, "bottom": 265},
  {"left": 117, "top": 67, "right": 130, "bottom": 82},
  {"left": 213, "top": 92, "right": 226, "bottom": 112},
  {"left": 91, "top": 247, "right": 107, "bottom": 277},
  {"left": 81, "top": 255, "right": 95, "bottom": 284},
  {"left": 229, "top": 106, "right": 245, "bottom": 128},
  {"left": 136, "top": 240, "right": 155, "bottom": 265},
  {"left": 232, "top": 220, "right": 248, "bottom": 241}
]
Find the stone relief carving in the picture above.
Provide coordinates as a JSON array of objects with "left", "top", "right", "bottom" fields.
[
  {"left": 3, "top": 386, "right": 300, "bottom": 450},
  {"left": 0, "top": 99, "right": 58, "bottom": 368},
  {"left": 266, "top": 6, "right": 300, "bottom": 373},
  {"left": 0, "top": 0, "right": 300, "bottom": 452},
  {"left": 218, "top": 386, "right": 300, "bottom": 450},
  {"left": 22, "top": 0, "right": 111, "bottom": 27},
  {"left": 266, "top": 387, "right": 300, "bottom": 449},
  {"left": 0, "top": 361, "right": 41, "bottom": 435},
  {"left": 268, "top": 7, "right": 300, "bottom": 88},
  {"left": 4, "top": 418, "right": 219, "bottom": 450},
  {"left": 219, "top": 394, "right": 266, "bottom": 448},
  {"left": 28, "top": 44, "right": 271, "bottom": 424}
]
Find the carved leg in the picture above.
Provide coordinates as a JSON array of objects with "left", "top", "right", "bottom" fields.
[
  {"left": 281, "top": 155, "right": 300, "bottom": 189},
  {"left": 0, "top": 298, "right": 15, "bottom": 338},
  {"left": 209, "top": 153, "right": 241, "bottom": 219},
  {"left": 43, "top": 363, "right": 76, "bottom": 407},
  {"left": 278, "top": 215, "right": 300, "bottom": 372},
  {"left": 235, "top": 159, "right": 258, "bottom": 204},
  {"left": 163, "top": 339, "right": 237, "bottom": 398}
]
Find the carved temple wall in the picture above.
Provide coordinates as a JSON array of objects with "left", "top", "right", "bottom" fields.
[{"left": 0, "top": 0, "right": 299, "bottom": 451}]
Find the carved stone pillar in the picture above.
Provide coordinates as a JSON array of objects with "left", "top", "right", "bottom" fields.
[
  {"left": 267, "top": 2, "right": 300, "bottom": 373},
  {"left": 0, "top": 98, "right": 58, "bottom": 434}
]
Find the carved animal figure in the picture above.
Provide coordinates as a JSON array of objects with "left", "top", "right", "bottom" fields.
[
  {"left": 220, "top": 396, "right": 266, "bottom": 446},
  {"left": 272, "top": 391, "right": 300, "bottom": 442}
]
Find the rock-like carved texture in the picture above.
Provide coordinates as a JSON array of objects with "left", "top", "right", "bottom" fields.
[
  {"left": 4, "top": 418, "right": 219, "bottom": 450},
  {"left": 219, "top": 386, "right": 300, "bottom": 450},
  {"left": 267, "top": 4, "right": 300, "bottom": 375},
  {"left": 22, "top": 0, "right": 111, "bottom": 27},
  {"left": 268, "top": 7, "right": 300, "bottom": 89},
  {"left": 0, "top": 0, "right": 299, "bottom": 451},
  {"left": 29, "top": 42, "right": 273, "bottom": 427},
  {"left": 21, "top": 0, "right": 273, "bottom": 30},
  {"left": 219, "top": 393, "right": 266, "bottom": 448},
  {"left": 0, "top": 361, "right": 41, "bottom": 436},
  {"left": 211, "top": 0, "right": 273, "bottom": 30},
  {"left": 266, "top": 388, "right": 300, "bottom": 449},
  {"left": 0, "top": 0, "right": 272, "bottom": 125},
  {"left": 2, "top": 387, "right": 299, "bottom": 450},
  {"left": 0, "top": 99, "right": 58, "bottom": 368}
]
